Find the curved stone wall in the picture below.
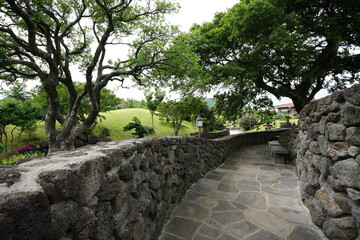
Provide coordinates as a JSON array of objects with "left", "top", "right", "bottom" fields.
[
  {"left": 295, "top": 84, "right": 360, "bottom": 239},
  {"left": 0, "top": 130, "right": 284, "bottom": 240},
  {"left": 199, "top": 128, "right": 230, "bottom": 139}
]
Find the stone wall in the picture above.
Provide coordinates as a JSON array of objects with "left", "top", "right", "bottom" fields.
[
  {"left": 0, "top": 130, "right": 284, "bottom": 240},
  {"left": 279, "top": 127, "right": 299, "bottom": 164},
  {"left": 295, "top": 84, "right": 360, "bottom": 239},
  {"left": 200, "top": 128, "right": 230, "bottom": 139}
]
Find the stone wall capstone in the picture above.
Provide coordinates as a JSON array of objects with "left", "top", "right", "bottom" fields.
[
  {"left": 293, "top": 84, "right": 360, "bottom": 240},
  {"left": 0, "top": 130, "right": 284, "bottom": 240}
]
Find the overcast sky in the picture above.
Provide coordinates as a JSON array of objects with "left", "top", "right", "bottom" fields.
[
  {"left": 114, "top": 0, "right": 240, "bottom": 101},
  {"left": 115, "top": 0, "right": 329, "bottom": 104},
  {"left": 167, "top": 0, "right": 239, "bottom": 31}
]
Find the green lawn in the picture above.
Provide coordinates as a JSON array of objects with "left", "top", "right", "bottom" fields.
[
  {"left": 94, "top": 108, "right": 198, "bottom": 140},
  {"left": 246, "top": 119, "right": 298, "bottom": 132},
  {"left": 1, "top": 108, "right": 198, "bottom": 161},
  {"left": 34, "top": 108, "right": 198, "bottom": 141},
  {"left": 31, "top": 108, "right": 197, "bottom": 141}
]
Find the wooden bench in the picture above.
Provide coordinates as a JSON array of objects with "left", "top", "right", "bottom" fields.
[{"left": 271, "top": 145, "right": 289, "bottom": 164}]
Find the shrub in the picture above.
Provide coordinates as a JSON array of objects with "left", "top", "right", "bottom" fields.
[
  {"left": 0, "top": 144, "right": 4, "bottom": 154},
  {"left": 1, "top": 149, "right": 44, "bottom": 165},
  {"left": 98, "top": 126, "right": 111, "bottom": 138},
  {"left": 123, "top": 117, "right": 147, "bottom": 138},
  {"left": 17, "top": 144, "right": 36, "bottom": 154},
  {"left": 284, "top": 115, "right": 291, "bottom": 123},
  {"left": 239, "top": 115, "right": 259, "bottom": 131}
]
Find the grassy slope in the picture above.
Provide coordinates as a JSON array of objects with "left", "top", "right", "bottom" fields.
[
  {"left": 12, "top": 108, "right": 197, "bottom": 145},
  {"left": 246, "top": 119, "right": 298, "bottom": 132},
  {"left": 1, "top": 108, "right": 197, "bottom": 160},
  {"left": 94, "top": 108, "right": 198, "bottom": 140},
  {"left": 32, "top": 112, "right": 298, "bottom": 140}
]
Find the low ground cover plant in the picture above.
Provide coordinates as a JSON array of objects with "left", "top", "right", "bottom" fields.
[{"left": 0, "top": 144, "right": 44, "bottom": 165}]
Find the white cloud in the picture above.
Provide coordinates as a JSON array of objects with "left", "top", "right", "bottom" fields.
[{"left": 114, "top": 0, "right": 240, "bottom": 99}]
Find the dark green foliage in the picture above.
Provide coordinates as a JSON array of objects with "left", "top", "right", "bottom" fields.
[
  {"left": 0, "top": 0, "right": 189, "bottom": 152},
  {"left": 32, "top": 83, "right": 121, "bottom": 124},
  {"left": 256, "top": 110, "right": 277, "bottom": 125},
  {"left": 98, "top": 127, "right": 111, "bottom": 138},
  {"left": 1, "top": 81, "right": 30, "bottom": 101},
  {"left": 0, "top": 144, "right": 4, "bottom": 154},
  {"left": 202, "top": 118, "right": 210, "bottom": 132},
  {"left": 239, "top": 115, "right": 259, "bottom": 131},
  {"left": 284, "top": 115, "right": 291, "bottom": 123},
  {"left": 123, "top": 117, "right": 147, "bottom": 138},
  {"left": 157, "top": 96, "right": 206, "bottom": 136},
  {"left": 145, "top": 90, "right": 166, "bottom": 126},
  {"left": 183, "top": 0, "right": 360, "bottom": 112},
  {"left": 119, "top": 99, "right": 146, "bottom": 109},
  {"left": 0, "top": 98, "right": 45, "bottom": 155},
  {"left": 214, "top": 87, "right": 273, "bottom": 122}
]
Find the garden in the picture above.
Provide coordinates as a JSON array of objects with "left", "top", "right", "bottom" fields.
[
  {"left": 0, "top": 87, "right": 295, "bottom": 165},
  {"left": 0, "top": 0, "right": 357, "bottom": 165}
]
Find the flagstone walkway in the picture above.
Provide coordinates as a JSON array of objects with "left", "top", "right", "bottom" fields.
[{"left": 160, "top": 144, "right": 328, "bottom": 240}]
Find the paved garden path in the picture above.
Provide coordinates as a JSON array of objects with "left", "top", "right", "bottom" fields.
[{"left": 160, "top": 144, "right": 328, "bottom": 240}]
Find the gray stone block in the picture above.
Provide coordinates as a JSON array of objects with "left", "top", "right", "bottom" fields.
[
  {"left": 342, "top": 106, "right": 360, "bottom": 127},
  {"left": 346, "top": 127, "right": 360, "bottom": 147},
  {"left": 287, "top": 225, "right": 324, "bottom": 240},
  {"left": 308, "top": 198, "right": 326, "bottom": 226},
  {"left": 38, "top": 169, "right": 79, "bottom": 203},
  {"left": 325, "top": 123, "right": 346, "bottom": 141},
  {"left": 0, "top": 191, "right": 51, "bottom": 240},
  {"left": 323, "top": 216, "right": 358, "bottom": 240},
  {"left": 329, "top": 158, "right": 360, "bottom": 189}
]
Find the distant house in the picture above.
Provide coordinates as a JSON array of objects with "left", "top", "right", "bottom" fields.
[{"left": 274, "top": 103, "right": 297, "bottom": 118}]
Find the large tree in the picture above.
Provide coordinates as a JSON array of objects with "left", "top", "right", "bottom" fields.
[
  {"left": 157, "top": 96, "right": 205, "bottom": 136},
  {"left": 186, "top": 0, "right": 360, "bottom": 112},
  {"left": 0, "top": 0, "right": 192, "bottom": 152},
  {"left": 31, "top": 83, "right": 121, "bottom": 127}
]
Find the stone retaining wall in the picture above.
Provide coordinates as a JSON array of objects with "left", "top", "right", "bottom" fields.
[
  {"left": 294, "top": 84, "right": 360, "bottom": 239},
  {"left": 199, "top": 128, "right": 230, "bottom": 139},
  {"left": 279, "top": 127, "right": 299, "bottom": 164},
  {"left": 0, "top": 130, "right": 284, "bottom": 240}
]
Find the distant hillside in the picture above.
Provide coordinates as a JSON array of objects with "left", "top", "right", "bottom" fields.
[{"left": 205, "top": 98, "right": 216, "bottom": 107}]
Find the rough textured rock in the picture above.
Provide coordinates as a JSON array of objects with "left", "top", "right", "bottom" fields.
[
  {"left": 346, "top": 127, "right": 360, "bottom": 147},
  {"left": 282, "top": 84, "right": 360, "bottom": 240},
  {"left": 0, "top": 191, "right": 51, "bottom": 240},
  {"left": 349, "top": 199, "right": 360, "bottom": 222},
  {"left": 325, "top": 123, "right": 346, "bottom": 141},
  {"left": 38, "top": 170, "right": 79, "bottom": 203},
  {"left": 323, "top": 216, "right": 358, "bottom": 240},
  {"left": 330, "top": 158, "right": 360, "bottom": 189},
  {"left": 328, "top": 142, "right": 350, "bottom": 161},
  {"left": 0, "top": 167, "right": 21, "bottom": 186},
  {"left": 0, "top": 130, "right": 285, "bottom": 240},
  {"left": 342, "top": 106, "right": 360, "bottom": 127},
  {"left": 308, "top": 198, "right": 326, "bottom": 226},
  {"left": 347, "top": 188, "right": 360, "bottom": 201}
]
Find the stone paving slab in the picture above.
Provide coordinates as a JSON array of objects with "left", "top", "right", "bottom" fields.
[{"left": 160, "top": 144, "right": 328, "bottom": 240}]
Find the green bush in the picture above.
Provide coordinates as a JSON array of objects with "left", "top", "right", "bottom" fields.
[
  {"left": 239, "top": 115, "right": 259, "bottom": 131},
  {"left": 98, "top": 126, "right": 111, "bottom": 138},
  {"left": 0, "top": 144, "right": 4, "bottom": 154},
  {"left": 1, "top": 151, "right": 44, "bottom": 165},
  {"left": 284, "top": 115, "right": 291, "bottom": 123},
  {"left": 123, "top": 117, "right": 147, "bottom": 138}
]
